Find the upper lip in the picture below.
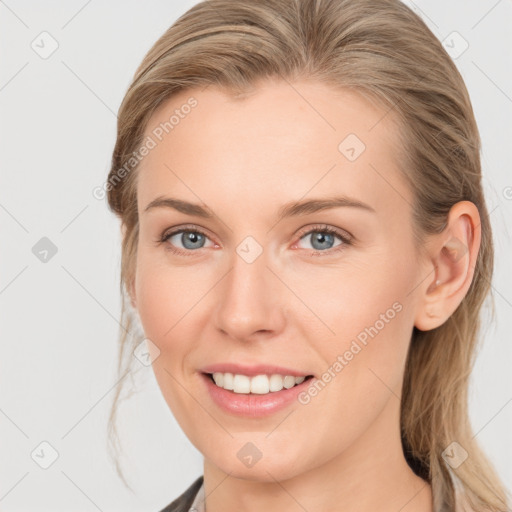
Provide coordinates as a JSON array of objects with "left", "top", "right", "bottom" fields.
[{"left": 200, "top": 363, "right": 313, "bottom": 378}]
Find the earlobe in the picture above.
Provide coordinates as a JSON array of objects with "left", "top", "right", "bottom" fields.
[{"left": 414, "top": 201, "right": 481, "bottom": 331}]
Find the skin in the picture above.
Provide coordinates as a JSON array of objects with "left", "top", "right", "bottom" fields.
[{"left": 128, "top": 78, "right": 480, "bottom": 512}]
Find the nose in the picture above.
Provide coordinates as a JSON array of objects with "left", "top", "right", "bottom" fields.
[{"left": 213, "top": 246, "right": 286, "bottom": 343}]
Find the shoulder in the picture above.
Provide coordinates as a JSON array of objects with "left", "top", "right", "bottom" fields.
[{"left": 158, "top": 475, "right": 204, "bottom": 512}]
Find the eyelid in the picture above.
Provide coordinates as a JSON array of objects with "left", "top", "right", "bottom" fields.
[
  {"left": 158, "top": 224, "right": 216, "bottom": 256},
  {"left": 291, "top": 223, "right": 353, "bottom": 257},
  {"left": 295, "top": 223, "right": 353, "bottom": 244},
  {"left": 161, "top": 223, "right": 213, "bottom": 242}
]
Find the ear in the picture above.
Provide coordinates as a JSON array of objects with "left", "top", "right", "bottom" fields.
[
  {"left": 414, "top": 201, "right": 481, "bottom": 331},
  {"left": 121, "top": 222, "right": 137, "bottom": 310}
]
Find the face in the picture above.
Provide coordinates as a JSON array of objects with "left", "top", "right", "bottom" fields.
[{"left": 132, "top": 79, "right": 426, "bottom": 482}]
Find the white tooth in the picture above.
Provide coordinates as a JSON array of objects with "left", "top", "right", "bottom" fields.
[
  {"left": 223, "top": 372, "right": 234, "bottom": 390},
  {"left": 283, "top": 375, "right": 296, "bottom": 389},
  {"left": 212, "top": 372, "right": 224, "bottom": 387},
  {"left": 211, "top": 372, "right": 306, "bottom": 393},
  {"left": 250, "top": 374, "right": 270, "bottom": 394},
  {"left": 269, "top": 374, "right": 284, "bottom": 392},
  {"left": 233, "top": 374, "right": 251, "bottom": 394}
]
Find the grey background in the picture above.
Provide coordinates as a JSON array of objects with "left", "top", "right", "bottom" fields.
[{"left": 0, "top": 1, "right": 511, "bottom": 510}]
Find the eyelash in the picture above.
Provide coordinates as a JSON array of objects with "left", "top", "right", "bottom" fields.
[{"left": 158, "top": 223, "right": 353, "bottom": 257}]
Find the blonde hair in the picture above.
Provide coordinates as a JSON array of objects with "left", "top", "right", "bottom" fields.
[{"left": 106, "top": 1, "right": 510, "bottom": 510}]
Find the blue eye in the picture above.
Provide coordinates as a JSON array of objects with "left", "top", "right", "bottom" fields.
[
  {"left": 296, "top": 225, "right": 352, "bottom": 256},
  {"left": 159, "top": 224, "right": 352, "bottom": 257},
  {"left": 169, "top": 231, "right": 206, "bottom": 250},
  {"left": 300, "top": 231, "right": 340, "bottom": 251},
  {"left": 160, "top": 227, "right": 214, "bottom": 255}
]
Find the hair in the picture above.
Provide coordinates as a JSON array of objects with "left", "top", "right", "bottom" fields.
[{"left": 105, "top": 0, "right": 510, "bottom": 510}]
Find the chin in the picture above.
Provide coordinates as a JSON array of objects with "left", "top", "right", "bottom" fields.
[{"left": 202, "top": 438, "right": 310, "bottom": 483}]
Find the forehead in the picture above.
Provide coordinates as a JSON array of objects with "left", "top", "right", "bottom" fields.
[{"left": 137, "top": 79, "right": 411, "bottom": 217}]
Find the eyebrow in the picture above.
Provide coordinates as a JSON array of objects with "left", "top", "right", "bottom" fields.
[
  {"left": 144, "top": 196, "right": 213, "bottom": 218},
  {"left": 143, "top": 195, "right": 375, "bottom": 219}
]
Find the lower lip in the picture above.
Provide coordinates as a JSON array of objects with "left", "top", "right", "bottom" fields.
[{"left": 201, "top": 373, "right": 313, "bottom": 418}]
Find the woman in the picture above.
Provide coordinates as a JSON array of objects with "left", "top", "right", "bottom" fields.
[{"left": 105, "top": 0, "right": 510, "bottom": 510}]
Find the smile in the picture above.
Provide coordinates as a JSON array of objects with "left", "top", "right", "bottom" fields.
[
  {"left": 201, "top": 371, "right": 315, "bottom": 418},
  {"left": 209, "top": 372, "right": 313, "bottom": 394}
]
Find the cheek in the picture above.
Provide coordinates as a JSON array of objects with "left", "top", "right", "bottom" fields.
[
  {"left": 135, "top": 267, "right": 170, "bottom": 342},
  {"left": 293, "top": 248, "right": 416, "bottom": 399},
  {"left": 134, "top": 252, "right": 207, "bottom": 342},
  {"left": 133, "top": 254, "right": 214, "bottom": 412},
  {"left": 282, "top": 251, "right": 413, "bottom": 344},
  {"left": 289, "top": 283, "right": 413, "bottom": 471},
  {"left": 134, "top": 257, "right": 204, "bottom": 428}
]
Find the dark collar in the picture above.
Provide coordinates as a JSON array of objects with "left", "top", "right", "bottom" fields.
[{"left": 159, "top": 475, "right": 204, "bottom": 512}]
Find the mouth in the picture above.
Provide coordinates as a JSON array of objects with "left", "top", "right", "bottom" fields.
[{"left": 203, "top": 372, "right": 315, "bottom": 395}]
